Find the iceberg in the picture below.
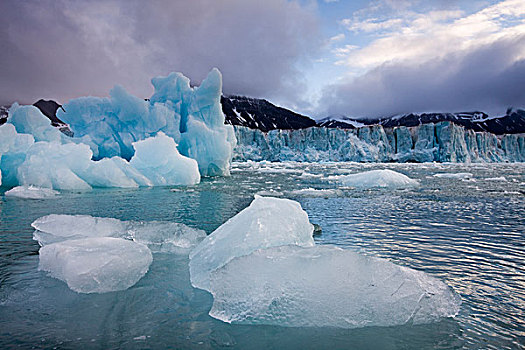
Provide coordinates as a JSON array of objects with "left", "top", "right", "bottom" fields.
[
  {"left": 32, "top": 214, "right": 206, "bottom": 252},
  {"left": 189, "top": 196, "right": 314, "bottom": 291},
  {"left": 329, "top": 169, "right": 418, "bottom": 188},
  {"left": 208, "top": 245, "right": 462, "bottom": 328},
  {"left": 38, "top": 237, "right": 153, "bottom": 294},
  {"left": 0, "top": 123, "right": 199, "bottom": 189},
  {"left": 4, "top": 186, "right": 59, "bottom": 199},
  {"left": 0, "top": 69, "right": 235, "bottom": 190},
  {"left": 57, "top": 68, "right": 236, "bottom": 176}
]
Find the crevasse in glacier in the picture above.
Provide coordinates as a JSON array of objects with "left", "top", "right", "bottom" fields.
[{"left": 0, "top": 69, "right": 235, "bottom": 189}]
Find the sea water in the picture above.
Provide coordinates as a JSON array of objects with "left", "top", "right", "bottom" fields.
[{"left": 0, "top": 162, "right": 524, "bottom": 349}]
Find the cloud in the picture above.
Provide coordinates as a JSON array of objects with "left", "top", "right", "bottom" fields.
[
  {"left": 0, "top": 0, "right": 320, "bottom": 106},
  {"left": 320, "top": 0, "right": 525, "bottom": 118},
  {"left": 320, "top": 34, "right": 525, "bottom": 118}
]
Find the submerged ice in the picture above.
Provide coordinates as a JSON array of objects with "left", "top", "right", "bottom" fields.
[
  {"left": 188, "top": 196, "right": 461, "bottom": 328},
  {"left": 0, "top": 69, "right": 235, "bottom": 190},
  {"left": 209, "top": 245, "right": 461, "bottom": 328}
]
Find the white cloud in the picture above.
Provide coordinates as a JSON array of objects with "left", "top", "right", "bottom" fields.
[
  {"left": 337, "top": 0, "right": 525, "bottom": 69},
  {"left": 319, "top": 0, "right": 525, "bottom": 118}
]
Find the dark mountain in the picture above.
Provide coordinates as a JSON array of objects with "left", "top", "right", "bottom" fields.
[
  {"left": 0, "top": 106, "right": 8, "bottom": 125},
  {"left": 221, "top": 95, "right": 316, "bottom": 132},
  {"left": 32, "top": 99, "right": 74, "bottom": 136},
  {"left": 318, "top": 109, "right": 525, "bottom": 135},
  {"left": 33, "top": 100, "right": 67, "bottom": 127}
]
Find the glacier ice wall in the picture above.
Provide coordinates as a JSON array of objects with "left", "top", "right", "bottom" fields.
[{"left": 233, "top": 122, "right": 525, "bottom": 163}]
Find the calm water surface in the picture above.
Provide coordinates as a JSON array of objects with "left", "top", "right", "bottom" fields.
[{"left": 0, "top": 162, "right": 524, "bottom": 349}]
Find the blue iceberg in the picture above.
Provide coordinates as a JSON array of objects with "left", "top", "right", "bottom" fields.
[{"left": 0, "top": 69, "right": 236, "bottom": 190}]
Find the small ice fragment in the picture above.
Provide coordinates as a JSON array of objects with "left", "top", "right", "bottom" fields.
[
  {"left": 287, "top": 188, "right": 343, "bottom": 197},
  {"left": 433, "top": 173, "right": 473, "bottom": 179},
  {"left": 329, "top": 169, "right": 418, "bottom": 188},
  {"left": 4, "top": 186, "right": 59, "bottom": 199},
  {"left": 484, "top": 176, "right": 507, "bottom": 182}
]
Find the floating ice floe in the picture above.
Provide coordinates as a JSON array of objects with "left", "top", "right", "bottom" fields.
[
  {"left": 33, "top": 214, "right": 206, "bottom": 293},
  {"left": 208, "top": 245, "right": 461, "bottom": 328},
  {"left": 484, "top": 176, "right": 507, "bottom": 182},
  {"left": 189, "top": 196, "right": 461, "bottom": 329},
  {"left": 286, "top": 188, "right": 343, "bottom": 198},
  {"left": 433, "top": 172, "right": 473, "bottom": 179},
  {"left": 328, "top": 169, "right": 418, "bottom": 189},
  {"left": 32, "top": 214, "right": 206, "bottom": 251},
  {"left": 4, "top": 186, "right": 59, "bottom": 199},
  {"left": 254, "top": 190, "right": 284, "bottom": 197},
  {"left": 189, "top": 195, "right": 314, "bottom": 291},
  {"left": 38, "top": 237, "right": 153, "bottom": 294}
]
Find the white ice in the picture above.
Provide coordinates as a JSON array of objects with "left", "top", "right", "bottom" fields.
[
  {"left": 329, "top": 169, "right": 418, "bottom": 188},
  {"left": 189, "top": 196, "right": 314, "bottom": 291},
  {"left": 4, "top": 186, "right": 59, "bottom": 199},
  {"left": 208, "top": 245, "right": 462, "bottom": 328},
  {"left": 32, "top": 214, "right": 206, "bottom": 252},
  {"left": 129, "top": 132, "right": 200, "bottom": 186},
  {"left": 433, "top": 173, "right": 473, "bottom": 179},
  {"left": 286, "top": 188, "right": 343, "bottom": 198},
  {"left": 38, "top": 237, "right": 153, "bottom": 294}
]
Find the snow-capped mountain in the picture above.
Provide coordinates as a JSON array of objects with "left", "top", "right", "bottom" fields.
[
  {"left": 319, "top": 110, "right": 525, "bottom": 135},
  {"left": 221, "top": 95, "right": 316, "bottom": 132}
]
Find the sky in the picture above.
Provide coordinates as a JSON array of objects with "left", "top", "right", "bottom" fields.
[{"left": 1, "top": 0, "right": 524, "bottom": 119}]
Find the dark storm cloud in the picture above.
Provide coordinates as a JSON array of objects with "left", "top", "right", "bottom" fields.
[
  {"left": 0, "top": 0, "right": 320, "bottom": 105},
  {"left": 320, "top": 34, "right": 525, "bottom": 119}
]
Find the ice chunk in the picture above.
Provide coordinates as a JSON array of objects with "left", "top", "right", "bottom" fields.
[
  {"left": 484, "top": 176, "right": 507, "bottom": 181},
  {"left": 32, "top": 214, "right": 206, "bottom": 251},
  {"left": 286, "top": 188, "right": 343, "bottom": 198},
  {"left": 4, "top": 186, "right": 59, "bottom": 199},
  {"left": 130, "top": 132, "right": 200, "bottom": 186},
  {"left": 38, "top": 237, "right": 153, "bottom": 293},
  {"left": 330, "top": 169, "right": 418, "bottom": 188},
  {"left": 433, "top": 173, "right": 473, "bottom": 179},
  {"left": 189, "top": 196, "right": 314, "bottom": 291},
  {"left": 32, "top": 214, "right": 127, "bottom": 245},
  {"left": 209, "top": 245, "right": 461, "bottom": 328}
]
